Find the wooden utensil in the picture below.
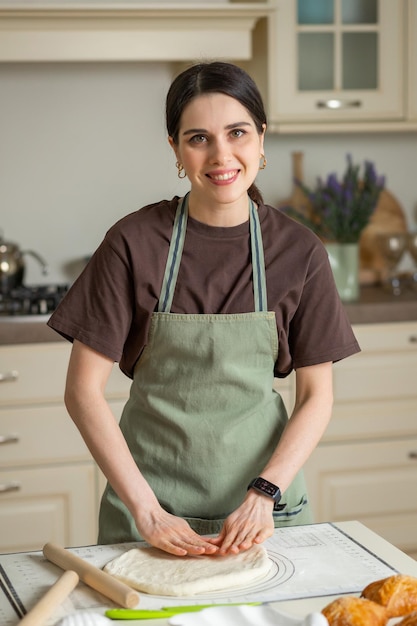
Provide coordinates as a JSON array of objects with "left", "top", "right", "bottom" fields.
[
  {"left": 43, "top": 543, "right": 140, "bottom": 609},
  {"left": 18, "top": 570, "right": 79, "bottom": 626},
  {"left": 277, "top": 151, "right": 313, "bottom": 218}
]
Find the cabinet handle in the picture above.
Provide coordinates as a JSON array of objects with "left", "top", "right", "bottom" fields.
[
  {"left": 409, "top": 452, "right": 417, "bottom": 459},
  {"left": 316, "top": 99, "right": 362, "bottom": 110},
  {"left": 0, "top": 481, "right": 20, "bottom": 494},
  {"left": 0, "top": 434, "right": 19, "bottom": 445},
  {"left": 409, "top": 336, "right": 417, "bottom": 344},
  {"left": 0, "top": 370, "right": 19, "bottom": 383}
]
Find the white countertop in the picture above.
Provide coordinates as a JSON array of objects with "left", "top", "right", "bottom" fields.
[
  {"left": 1, "top": 521, "right": 417, "bottom": 626},
  {"left": 276, "top": 521, "right": 417, "bottom": 617}
]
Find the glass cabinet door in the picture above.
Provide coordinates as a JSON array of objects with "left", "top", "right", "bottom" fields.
[
  {"left": 269, "top": 0, "right": 404, "bottom": 125},
  {"left": 297, "top": 0, "right": 378, "bottom": 96}
]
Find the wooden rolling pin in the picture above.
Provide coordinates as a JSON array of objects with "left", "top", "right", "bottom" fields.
[
  {"left": 19, "top": 570, "right": 79, "bottom": 626},
  {"left": 43, "top": 543, "right": 140, "bottom": 609}
]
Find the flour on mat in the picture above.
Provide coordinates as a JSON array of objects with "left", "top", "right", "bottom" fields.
[{"left": 103, "top": 544, "right": 272, "bottom": 596}]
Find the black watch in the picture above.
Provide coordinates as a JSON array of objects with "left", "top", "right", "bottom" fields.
[{"left": 247, "top": 476, "right": 286, "bottom": 511}]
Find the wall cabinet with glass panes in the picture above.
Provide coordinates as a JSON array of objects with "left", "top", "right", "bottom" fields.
[
  {"left": 266, "top": 0, "right": 408, "bottom": 131},
  {"left": 408, "top": 0, "right": 417, "bottom": 121}
]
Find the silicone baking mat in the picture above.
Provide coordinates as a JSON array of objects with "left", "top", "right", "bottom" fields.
[{"left": 0, "top": 523, "right": 398, "bottom": 626}]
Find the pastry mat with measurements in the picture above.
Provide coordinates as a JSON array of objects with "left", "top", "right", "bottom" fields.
[{"left": 0, "top": 523, "right": 398, "bottom": 626}]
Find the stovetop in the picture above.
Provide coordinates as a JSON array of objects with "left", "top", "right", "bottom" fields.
[{"left": 0, "top": 284, "right": 69, "bottom": 317}]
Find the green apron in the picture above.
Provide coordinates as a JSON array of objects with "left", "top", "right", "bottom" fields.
[{"left": 98, "top": 195, "right": 311, "bottom": 543}]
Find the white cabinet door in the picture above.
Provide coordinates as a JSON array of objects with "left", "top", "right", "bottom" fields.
[
  {"left": 323, "top": 322, "right": 417, "bottom": 442},
  {"left": 268, "top": 0, "right": 404, "bottom": 124},
  {"left": 304, "top": 438, "right": 417, "bottom": 557},
  {"left": 408, "top": 0, "right": 417, "bottom": 120},
  {"left": 303, "top": 322, "right": 417, "bottom": 559},
  {"left": 0, "top": 464, "right": 97, "bottom": 554},
  {"left": 0, "top": 343, "right": 70, "bottom": 405},
  {"left": 0, "top": 342, "right": 130, "bottom": 553},
  {"left": 0, "top": 405, "right": 90, "bottom": 467},
  {"left": 273, "top": 375, "right": 295, "bottom": 416}
]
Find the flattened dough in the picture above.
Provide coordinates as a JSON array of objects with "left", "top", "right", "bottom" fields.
[{"left": 103, "top": 544, "right": 272, "bottom": 596}]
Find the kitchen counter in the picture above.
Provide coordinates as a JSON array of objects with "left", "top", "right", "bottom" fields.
[
  {"left": 343, "top": 285, "right": 417, "bottom": 324},
  {"left": 0, "top": 286, "right": 416, "bottom": 346},
  {"left": 0, "top": 315, "right": 64, "bottom": 346},
  {"left": 1, "top": 521, "right": 417, "bottom": 626},
  {"left": 275, "top": 521, "right": 417, "bottom": 619}
]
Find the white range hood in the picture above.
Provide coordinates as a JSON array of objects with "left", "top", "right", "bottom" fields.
[{"left": 0, "top": 2, "right": 272, "bottom": 62}]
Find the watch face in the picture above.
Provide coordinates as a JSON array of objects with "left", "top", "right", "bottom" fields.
[{"left": 253, "top": 477, "right": 279, "bottom": 498}]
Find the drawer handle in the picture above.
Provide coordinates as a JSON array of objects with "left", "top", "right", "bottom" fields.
[
  {"left": 409, "top": 452, "right": 417, "bottom": 459},
  {"left": 409, "top": 336, "right": 417, "bottom": 344},
  {"left": 0, "top": 434, "right": 19, "bottom": 445},
  {"left": 0, "top": 370, "right": 19, "bottom": 383},
  {"left": 316, "top": 99, "right": 362, "bottom": 110},
  {"left": 0, "top": 481, "right": 21, "bottom": 494}
]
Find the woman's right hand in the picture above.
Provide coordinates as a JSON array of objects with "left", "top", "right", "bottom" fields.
[{"left": 134, "top": 506, "right": 219, "bottom": 556}]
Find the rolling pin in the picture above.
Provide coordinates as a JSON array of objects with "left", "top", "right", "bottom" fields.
[
  {"left": 19, "top": 570, "right": 79, "bottom": 626},
  {"left": 43, "top": 543, "right": 140, "bottom": 609}
]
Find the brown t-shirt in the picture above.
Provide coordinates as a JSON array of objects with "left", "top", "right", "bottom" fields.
[{"left": 48, "top": 197, "right": 360, "bottom": 379}]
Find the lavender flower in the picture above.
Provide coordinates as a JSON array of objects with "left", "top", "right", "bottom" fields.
[{"left": 284, "top": 155, "right": 385, "bottom": 243}]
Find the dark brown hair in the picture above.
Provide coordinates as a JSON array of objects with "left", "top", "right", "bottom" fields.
[{"left": 166, "top": 61, "right": 267, "bottom": 206}]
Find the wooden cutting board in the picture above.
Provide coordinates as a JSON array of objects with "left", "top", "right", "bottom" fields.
[
  {"left": 359, "top": 188, "right": 408, "bottom": 280},
  {"left": 277, "top": 151, "right": 313, "bottom": 217},
  {"left": 278, "top": 152, "right": 408, "bottom": 284}
]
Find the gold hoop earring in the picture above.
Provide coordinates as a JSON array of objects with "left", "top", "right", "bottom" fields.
[
  {"left": 176, "top": 161, "right": 186, "bottom": 179},
  {"left": 259, "top": 154, "right": 267, "bottom": 170}
]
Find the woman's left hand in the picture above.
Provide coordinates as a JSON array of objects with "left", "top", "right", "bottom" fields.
[{"left": 207, "top": 491, "right": 275, "bottom": 554}]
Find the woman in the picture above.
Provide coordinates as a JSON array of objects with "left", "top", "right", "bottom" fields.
[{"left": 48, "top": 61, "right": 360, "bottom": 557}]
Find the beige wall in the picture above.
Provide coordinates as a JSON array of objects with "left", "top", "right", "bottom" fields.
[{"left": 1, "top": 62, "right": 416, "bottom": 284}]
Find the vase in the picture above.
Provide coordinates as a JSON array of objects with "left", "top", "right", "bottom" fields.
[{"left": 325, "top": 242, "right": 359, "bottom": 302}]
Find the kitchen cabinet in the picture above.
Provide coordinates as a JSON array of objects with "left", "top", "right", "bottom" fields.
[
  {"left": 273, "top": 377, "right": 295, "bottom": 416},
  {"left": 264, "top": 0, "right": 417, "bottom": 133},
  {"left": 408, "top": 0, "right": 417, "bottom": 121},
  {"left": 0, "top": 342, "right": 130, "bottom": 554},
  {"left": 2, "top": 321, "right": 417, "bottom": 557},
  {"left": 304, "top": 321, "right": 417, "bottom": 559},
  {"left": 0, "top": 2, "right": 272, "bottom": 63},
  {"left": 3, "top": 0, "right": 416, "bottom": 135}
]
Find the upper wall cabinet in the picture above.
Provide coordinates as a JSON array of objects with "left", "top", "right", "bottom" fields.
[
  {"left": 0, "top": 2, "right": 272, "bottom": 63},
  {"left": 408, "top": 0, "right": 417, "bottom": 121},
  {"left": 266, "top": 0, "right": 416, "bottom": 133}
]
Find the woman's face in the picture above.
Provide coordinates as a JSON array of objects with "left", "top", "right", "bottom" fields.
[{"left": 169, "top": 92, "right": 265, "bottom": 221}]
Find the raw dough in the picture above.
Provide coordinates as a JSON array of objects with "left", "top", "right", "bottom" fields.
[{"left": 103, "top": 544, "right": 272, "bottom": 596}]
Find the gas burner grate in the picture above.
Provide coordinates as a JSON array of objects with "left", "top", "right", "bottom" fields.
[{"left": 0, "top": 284, "right": 69, "bottom": 316}]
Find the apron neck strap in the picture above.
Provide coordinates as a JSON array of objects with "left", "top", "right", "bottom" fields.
[
  {"left": 158, "top": 193, "right": 267, "bottom": 313},
  {"left": 158, "top": 194, "right": 188, "bottom": 313},
  {"left": 249, "top": 198, "right": 268, "bottom": 312}
]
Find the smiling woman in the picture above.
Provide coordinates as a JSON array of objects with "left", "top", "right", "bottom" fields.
[
  {"left": 47, "top": 61, "right": 360, "bottom": 559},
  {"left": 168, "top": 92, "right": 265, "bottom": 226},
  {"left": 166, "top": 61, "right": 267, "bottom": 224},
  {"left": 166, "top": 93, "right": 266, "bottom": 226}
]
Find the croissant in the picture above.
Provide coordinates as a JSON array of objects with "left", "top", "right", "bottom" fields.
[
  {"left": 361, "top": 574, "right": 417, "bottom": 618},
  {"left": 396, "top": 612, "right": 417, "bottom": 626},
  {"left": 322, "top": 595, "right": 388, "bottom": 626}
]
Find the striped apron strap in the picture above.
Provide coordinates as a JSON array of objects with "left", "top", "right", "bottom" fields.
[{"left": 158, "top": 194, "right": 268, "bottom": 313}]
